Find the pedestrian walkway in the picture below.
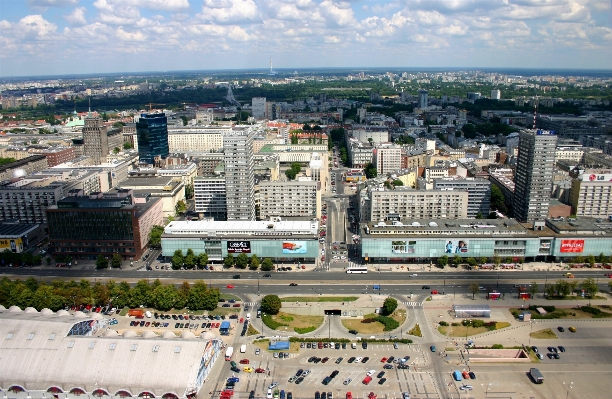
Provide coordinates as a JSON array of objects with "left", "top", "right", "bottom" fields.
[
  {"left": 403, "top": 301, "right": 423, "bottom": 307},
  {"left": 242, "top": 301, "right": 259, "bottom": 307}
]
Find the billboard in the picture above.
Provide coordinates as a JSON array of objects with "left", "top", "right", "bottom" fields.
[
  {"left": 227, "top": 241, "right": 251, "bottom": 253},
  {"left": 282, "top": 241, "right": 307, "bottom": 254},
  {"left": 0, "top": 238, "right": 23, "bottom": 253},
  {"left": 392, "top": 240, "right": 416, "bottom": 254},
  {"left": 560, "top": 239, "right": 584, "bottom": 253},
  {"left": 444, "top": 239, "right": 469, "bottom": 254},
  {"left": 580, "top": 173, "right": 612, "bottom": 182}
]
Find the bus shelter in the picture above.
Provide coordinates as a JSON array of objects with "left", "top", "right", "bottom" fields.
[{"left": 452, "top": 304, "right": 491, "bottom": 318}]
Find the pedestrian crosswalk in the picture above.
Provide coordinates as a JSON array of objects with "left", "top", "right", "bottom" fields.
[
  {"left": 403, "top": 301, "right": 423, "bottom": 307},
  {"left": 243, "top": 301, "right": 259, "bottom": 307}
]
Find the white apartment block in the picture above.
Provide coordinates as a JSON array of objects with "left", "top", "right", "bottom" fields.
[
  {"left": 168, "top": 127, "right": 228, "bottom": 152},
  {"left": 491, "top": 89, "right": 501, "bottom": 100},
  {"left": 259, "top": 180, "right": 321, "bottom": 220},
  {"left": 374, "top": 146, "right": 402, "bottom": 175},
  {"left": 224, "top": 130, "right": 255, "bottom": 221},
  {"left": 158, "top": 163, "right": 198, "bottom": 185},
  {"left": 555, "top": 147, "right": 584, "bottom": 163},
  {"left": 352, "top": 129, "right": 389, "bottom": 144},
  {"left": 194, "top": 176, "right": 226, "bottom": 218},
  {"left": 348, "top": 141, "right": 374, "bottom": 168},
  {"left": 570, "top": 170, "right": 612, "bottom": 218},
  {"left": 367, "top": 188, "right": 468, "bottom": 221},
  {"left": 252, "top": 97, "right": 267, "bottom": 119}
]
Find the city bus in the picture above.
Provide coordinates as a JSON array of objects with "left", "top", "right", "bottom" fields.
[{"left": 346, "top": 266, "right": 368, "bottom": 274}]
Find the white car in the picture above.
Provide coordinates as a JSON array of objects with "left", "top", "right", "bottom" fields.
[
  {"left": 255, "top": 348, "right": 261, "bottom": 355},
  {"left": 460, "top": 385, "right": 473, "bottom": 391},
  {"left": 302, "top": 370, "right": 311, "bottom": 376},
  {"left": 343, "top": 378, "right": 352, "bottom": 385},
  {"left": 267, "top": 389, "right": 273, "bottom": 399},
  {"left": 268, "top": 382, "right": 278, "bottom": 389},
  {"left": 333, "top": 256, "right": 339, "bottom": 259},
  {"left": 355, "top": 357, "right": 363, "bottom": 363},
  {"left": 409, "top": 273, "right": 417, "bottom": 277},
  {"left": 366, "top": 370, "right": 376, "bottom": 376},
  {"left": 340, "top": 256, "right": 347, "bottom": 260}
]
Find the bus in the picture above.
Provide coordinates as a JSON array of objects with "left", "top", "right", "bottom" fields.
[
  {"left": 346, "top": 266, "right": 368, "bottom": 274},
  {"left": 529, "top": 368, "right": 544, "bottom": 384}
]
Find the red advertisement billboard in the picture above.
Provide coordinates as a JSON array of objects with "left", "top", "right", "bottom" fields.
[{"left": 560, "top": 239, "right": 584, "bottom": 253}]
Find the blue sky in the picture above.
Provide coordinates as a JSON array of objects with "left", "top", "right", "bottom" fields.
[{"left": 1, "top": 0, "right": 611, "bottom": 77}]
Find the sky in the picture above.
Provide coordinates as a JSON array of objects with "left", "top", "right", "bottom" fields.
[{"left": 0, "top": 0, "right": 611, "bottom": 77}]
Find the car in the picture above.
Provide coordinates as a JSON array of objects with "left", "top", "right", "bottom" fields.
[
  {"left": 233, "top": 275, "right": 241, "bottom": 279},
  {"left": 362, "top": 357, "right": 369, "bottom": 363},
  {"left": 222, "top": 304, "right": 231, "bottom": 307},
  {"left": 393, "top": 343, "right": 399, "bottom": 350},
  {"left": 233, "top": 304, "right": 241, "bottom": 307},
  {"left": 468, "top": 371, "right": 476, "bottom": 379},
  {"left": 386, "top": 356, "right": 394, "bottom": 363},
  {"left": 327, "top": 393, "right": 332, "bottom": 399},
  {"left": 377, "top": 371, "right": 385, "bottom": 379},
  {"left": 288, "top": 376, "right": 296, "bottom": 383},
  {"left": 460, "top": 385, "right": 473, "bottom": 391},
  {"left": 287, "top": 393, "right": 292, "bottom": 399},
  {"left": 335, "top": 357, "right": 343, "bottom": 364},
  {"left": 531, "top": 346, "right": 538, "bottom": 353},
  {"left": 397, "top": 364, "right": 409, "bottom": 369},
  {"left": 402, "top": 393, "right": 410, "bottom": 399},
  {"left": 548, "top": 346, "right": 558, "bottom": 353},
  {"left": 290, "top": 283, "right": 298, "bottom": 286},
  {"left": 462, "top": 371, "right": 470, "bottom": 379},
  {"left": 322, "top": 357, "right": 329, "bottom": 363},
  {"left": 240, "top": 359, "right": 250, "bottom": 364},
  {"left": 322, "top": 377, "right": 332, "bottom": 385},
  {"left": 569, "top": 326, "right": 577, "bottom": 332},
  {"left": 267, "top": 389, "right": 273, "bottom": 399},
  {"left": 268, "top": 383, "right": 278, "bottom": 389},
  {"left": 226, "top": 285, "right": 235, "bottom": 289},
  {"left": 366, "top": 370, "right": 376, "bottom": 377},
  {"left": 348, "top": 329, "right": 358, "bottom": 335},
  {"left": 264, "top": 274, "right": 272, "bottom": 277},
  {"left": 558, "top": 326, "right": 565, "bottom": 332},
  {"left": 249, "top": 391, "right": 255, "bottom": 399},
  {"left": 430, "top": 346, "right": 436, "bottom": 352},
  {"left": 230, "top": 366, "right": 240, "bottom": 373},
  {"left": 295, "top": 377, "right": 304, "bottom": 384},
  {"left": 378, "top": 378, "right": 387, "bottom": 385},
  {"left": 380, "top": 357, "right": 388, "bottom": 363},
  {"left": 422, "top": 285, "right": 430, "bottom": 289},
  {"left": 255, "top": 368, "right": 265, "bottom": 373},
  {"left": 537, "top": 353, "right": 544, "bottom": 360},
  {"left": 330, "top": 370, "right": 339, "bottom": 378},
  {"left": 342, "top": 342, "right": 347, "bottom": 349},
  {"left": 354, "top": 357, "right": 363, "bottom": 363},
  {"left": 547, "top": 353, "right": 555, "bottom": 359},
  {"left": 553, "top": 353, "right": 560, "bottom": 359},
  {"left": 362, "top": 342, "right": 368, "bottom": 349},
  {"left": 321, "top": 393, "right": 327, "bottom": 399},
  {"left": 348, "top": 357, "right": 355, "bottom": 363},
  {"left": 302, "top": 370, "right": 311, "bottom": 376},
  {"left": 227, "top": 377, "right": 240, "bottom": 383},
  {"left": 383, "top": 364, "right": 393, "bottom": 369},
  {"left": 343, "top": 378, "right": 352, "bottom": 385},
  {"left": 558, "top": 346, "right": 566, "bottom": 352},
  {"left": 315, "top": 392, "right": 320, "bottom": 399},
  {"left": 243, "top": 367, "right": 253, "bottom": 372}
]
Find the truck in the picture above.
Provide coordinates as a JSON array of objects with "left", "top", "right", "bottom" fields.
[
  {"left": 128, "top": 309, "right": 144, "bottom": 317},
  {"left": 452, "top": 370, "right": 463, "bottom": 381},
  {"left": 220, "top": 321, "right": 231, "bottom": 335},
  {"left": 225, "top": 347, "right": 234, "bottom": 361},
  {"left": 529, "top": 368, "right": 544, "bottom": 384},
  {"left": 240, "top": 344, "right": 247, "bottom": 353}
]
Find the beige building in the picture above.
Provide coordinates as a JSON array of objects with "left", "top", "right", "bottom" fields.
[
  {"left": 0, "top": 155, "right": 48, "bottom": 181},
  {"left": 118, "top": 176, "right": 185, "bottom": 218},
  {"left": 259, "top": 179, "right": 321, "bottom": 220},
  {"left": 365, "top": 187, "right": 468, "bottom": 221},
  {"left": 158, "top": 163, "right": 198, "bottom": 186},
  {"left": 375, "top": 145, "right": 402, "bottom": 175},
  {"left": 570, "top": 170, "right": 612, "bottom": 218},
  {"left": 167, "top": 127, "right": 229, "bottom": 152}
]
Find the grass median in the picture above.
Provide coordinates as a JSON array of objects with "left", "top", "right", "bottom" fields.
[
  {"left": 262, "top": 311, "right": 324, "bottom": 333},
  {"left": 280, "top": 296, "right": 358, "bottom": 302}
]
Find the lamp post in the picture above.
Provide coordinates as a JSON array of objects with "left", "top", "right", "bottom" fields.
[
  {"left": 528, "top": 320, "right": 533, "bottom": 347},
  {"left": 257, "top": 272, "right": 260, "bottom": 297}
]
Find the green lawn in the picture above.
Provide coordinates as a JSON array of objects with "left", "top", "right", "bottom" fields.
[{"left": 280, "top": 296, "right": 358, "bottom": 302}]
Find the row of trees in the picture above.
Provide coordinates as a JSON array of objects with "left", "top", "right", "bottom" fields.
[
  {"left": 95, "top": 253, "right": 123, "bottom": 269},
  {"left": 437, "top": 255, "right": 521, "bottom": 268},
  {"left": 0, "top": 249, "right": 44, "bottom": 267},
  {"left": 223, "top": 253, "right": 274, "bottom": 271},
  {"left": 467, "top": 278, "right": 604, "bottom": 300},
  {"left": 0, "top": 277, "right": 220, "bottom": 312}
]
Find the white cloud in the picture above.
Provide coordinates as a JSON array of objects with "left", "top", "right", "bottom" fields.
[
  {"left": 64, "top": 7, "right": 87, "bottom": 26},
  {"left": 116, "top": 27, "right": 147, "bottom": 41},
  {"left": 200, "top": 0, "right": 261, "bottom": 24},
  {"left": 27, "top": 0, "right": 78, "bottom": 7},
  {"left": 94, "top": 0, "right": 141, "bottom": 25},
  {"left": 17, "top": 15, "right": 58, "bottom": 39},
  {"left": 437, "top": 24, "right": 468, "bottom": 35},
  {"left": 122, "top": 0, "right": 190, "bottom": 11},
  {"left": 319, "top": 1, "right": 357, "bottom": 27}
]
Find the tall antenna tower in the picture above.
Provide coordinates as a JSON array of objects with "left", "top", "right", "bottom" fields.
[{"left": 268, "top": 57, "right": 277, "bottom": 76}]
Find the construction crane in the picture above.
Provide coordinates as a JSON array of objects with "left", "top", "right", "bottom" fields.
[{"left": 145, "top": 103, "right": 165, "bottom": 111}]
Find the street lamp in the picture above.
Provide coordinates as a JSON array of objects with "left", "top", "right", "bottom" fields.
[
  {"left": 257, "top": 272, "right": 260, "bottom": 297},
  {"left": 563, "top": 381, "right": 573, "bottom": 399}
]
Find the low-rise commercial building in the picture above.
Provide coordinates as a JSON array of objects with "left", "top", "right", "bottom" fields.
[
  {"left": 161, "top": 219, "right": 319, "bottom": 263},
  {"left": 0, "top": 155, "right": 48, "bottom": 181},
  {"left": 0, "top": 222, "right": 44, "bottom": 253}
]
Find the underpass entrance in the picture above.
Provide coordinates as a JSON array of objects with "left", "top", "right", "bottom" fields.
[{"left": 324, "top": 309, "right": 341, "bottom": 315}]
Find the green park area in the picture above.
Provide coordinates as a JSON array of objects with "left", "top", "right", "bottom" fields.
[{"left": 437, "top": 320, "right": 511, "bottom": 337}]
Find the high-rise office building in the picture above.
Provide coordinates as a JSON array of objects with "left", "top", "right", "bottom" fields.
[
  {"left": 491, "top": 89, "right": 501, "bottom": 100},
  {"left": 252, "top": 97, "right": 266, "bottom": 119},
  {"left": 224, "top": 130, "right": 255, "bottom": 221},
  {"left": 82, "top": 112, "right": 109, "bottom": 165},
  {"left": 513, "top": 129, "right": 558, "bottom": 222},
  {"left": 418, "top": 90, "right": 428, "bottom": 109},
  {"left": 136, "top": 112, "right": 169, "bottom": 164}
]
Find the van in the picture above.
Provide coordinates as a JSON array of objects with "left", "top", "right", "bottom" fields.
[
  {"left": 240, "top": 345, "right": 247, "bottom": 353},
  {"left": 246, "top": 313, "right": 251, "bottom": 320},
  {"left": 257, "top": 310, "right": 262, "bottom": 318}
]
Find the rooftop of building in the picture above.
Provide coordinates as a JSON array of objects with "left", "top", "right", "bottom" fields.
[
  {"left": 0, "top": 155, "right": 47, "bottom": 172},
  {"left": 0, "top": 222, "right": 40, "bottom": 237},
  {"left": 119, "top": 176, "right": 179, "bottom": 187},
  {"left": 545, "top": 217, "right": 612, "bottom": 235},
  {"left": 163, "top": 219, "right": 319, "bottom": 237}
]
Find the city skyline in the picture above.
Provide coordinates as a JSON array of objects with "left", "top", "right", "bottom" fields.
[{"left": 1, "top": 0, "right": 611, "bottom": 77}]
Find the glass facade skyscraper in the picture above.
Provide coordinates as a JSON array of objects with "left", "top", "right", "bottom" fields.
[{"left": 136, "top": 112, "right": 169, "bottom": 164}]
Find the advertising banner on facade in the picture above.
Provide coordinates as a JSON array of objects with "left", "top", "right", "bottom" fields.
[
  {"left": 560, "top": 239, "right": 584, "bottom": 253},
  {"left": 227, "top": 241, "right": 251, "bottom": 253},
  {"left": 444, "top": 239, "right": 469, "bottom": 254},
  {"left": 282, "top": 241, "right": 307, "bottom": 254},
  {"left": 392, "top": 240, "right": 416, "bottom": 254}
]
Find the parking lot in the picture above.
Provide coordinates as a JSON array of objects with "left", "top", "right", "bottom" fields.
[{"left": 214, "top": 343, "right": 439, "bottom": 399}]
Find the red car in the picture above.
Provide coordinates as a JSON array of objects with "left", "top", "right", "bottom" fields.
[
  {"left": 233, "top": 304, "right": 241, "bottom": 307},
  {"left": 226, "top": 285, "right": 235, "bottom": 289},
  {"left": 362, "top": 376, "right": 372, "bottom": 385},
  {"left": 346, "top": 394, "right": 352, "bottom": 399},
  {"left": 255, "top": 368, "right": 265, "bottom": 373},
  {"left": 380, "top": 357, "right": 388, "bottom": 363},
  {"left": 431, "top": 290, "right": 439, "bottom": 295},
  {"left": 239, "top": 318, "right": 244, "bottom": 323},
  {"left": 605, "top": 273, "right": 612, "bottom": 278},
  {"left": 239, "top": 359, "right": 250, "bottom": 364},
  {"left": 145, "top": 322, "right": 150, "bottom": 327}
]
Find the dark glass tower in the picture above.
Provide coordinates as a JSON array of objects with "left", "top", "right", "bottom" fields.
[{"left": 136, "top": 112, "right": 169, "bottom": 164}]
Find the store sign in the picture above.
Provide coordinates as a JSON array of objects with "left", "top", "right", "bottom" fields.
[
  {"left": 227, "top": 241, "right": 251, "bottom": 253},
  {"left": 560, "top": 239, "right": 584, "bottom": 253},
  {"left": 581, "top": 173, "right": 612, "bottom": 182}
]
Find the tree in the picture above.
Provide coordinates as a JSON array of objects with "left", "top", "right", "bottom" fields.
[
  {"left": 123, "top": 141, "right": 133, "bottom": 150},
  {"left": 528, "top": 281, "right": 539, "bottom": 300},
  {"left": 202, "top": 287, "right": 220, "bottom": 310},
  {"left": 493, "top": 256, "right": 501, "bottom": 267},
  {"left": 184, "top": 249, "right": 196, "bottom": 269},
  {"left": 468, "top": 282, "right": 479, "bottom": 299},
  {"left": 581, "top": 278, "right": 598, "bottom": 298},
  {"left": 544, "top": 283, "right": 555, "bottom": 298},
  {"left": 148, "top": 225, "right": 164, "bottom": 248},
  {"left": 574, "top": 255, "right": 585, "bottom": 264},
  {"left": 392, "top": 179, "right": 403, "bottom": 187},
  {"left": 452, "top": 255, "right": 461, "bottom": 267},
  {"left": 46, "top": 256, "right": 51, "bottom": 265},
  {"left": 185, "top": 184, "right": 194, "bottom": 199},
  {"left": 175, "top": 281, "right": 190, "bottom": 309},
  {"left": 235, "top": 253, "right": 249, "bottom": 269},
  {"left": 437, "top": 255, "right": 448, "bottom": 268},
  {"left": 197, "top": 253, "right": 209, "bottom": 270},
  {"left": 364, "top": 163, "right": 378, "bottom": 179},
  {"left": 249, "top": 254, "right": 260, "bottom": 270},
  {"left": 461, "top": 123, "right": 476, "bottom": 138},
  {"left": 111, "top": 253, "right": 122, "bottom": 268},
  {"left": 187, "top": 280, "right": 209, "bottom": 310},
  {"left": 93, "top": 282, "right": 110, "bottom": 305},
  {"left": 261, "top": 258, "right": 274, "bottom": 271},
  {"left": 152, "top": 284, "right": 178, "bottom": 311},
  {"left": 171, "top": 249, "right": 184, "bottom": 270},
  {"left": 479, "top": 256, "right": 488, "bottom": 265},
  {"left": 586, "top": 254, "right": 596, "bottom": 267},
  {"left": 285, "top": 168, "right": 297, "bottom": 180},
  {"left": 175, "top": 200, "right": 187, "bottom": 214},
  {"left": 597, "top": 252, "right": 609, "bottom": 264},
  {"left": 223, "top": 253, "right": 235, "bottom": 268},
  {"left": 466, "top": 257, "right": 477, "bottom": 267},
  {"left": 96, "top": 255, "right": 109, "bottom": 270},
  {"left": 490, "top": 185, "right": 508, "bottom": 214},
  {"left": 181, "top": 115, "right": 188, "bottom": 126},
  {"left": 113, "top": 147, "right": 120, "bottom": 154},
  {"left": 129, "top": 279, "right": 152, "bottom": 308},
  {"left": 382, "top": 297, "right": 398, "bottom": 316},
  {"left": 261, "top": 294, "right": 282, "bottom": 315}
]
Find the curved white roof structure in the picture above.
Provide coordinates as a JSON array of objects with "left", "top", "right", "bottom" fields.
[{"left": 0, "top": 310, "right": 223, "bottom": 398}]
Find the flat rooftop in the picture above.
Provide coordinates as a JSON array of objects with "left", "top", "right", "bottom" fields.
[{"left": 164, "top": 219, "right": 319, "bottom": 237}]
